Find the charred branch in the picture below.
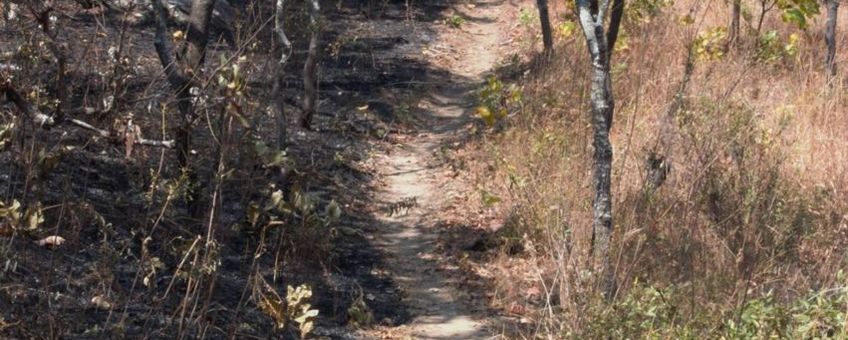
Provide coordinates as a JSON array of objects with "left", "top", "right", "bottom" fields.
[
  {"left": 301, "top": 0, "right": 321, "bottom": 130},
  {"left": 1, "top": 77, "right": 56, "bottom": 127},
  {"left": 151, "top": 0, "right": 189, "bottom": 90},
  {"left": 1, "top": 77, "right": 174, "bottom": 148},
  {"left": 27, "top": 3, "right": 70, "bottom": 121},
  {"left": 274, "top": 0, "right": 292, "bottom": 148}
]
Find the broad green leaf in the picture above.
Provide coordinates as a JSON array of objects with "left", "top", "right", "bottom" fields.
[{"left": 477, "top": 106, "right": 495, "bottom": 126}]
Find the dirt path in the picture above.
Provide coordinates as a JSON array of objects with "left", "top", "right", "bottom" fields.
[{"left": 370, "top": 1, "right": 507, "bottom": 338}]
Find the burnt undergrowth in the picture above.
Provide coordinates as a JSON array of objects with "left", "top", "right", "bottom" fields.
[{"left": 0, "top": 0, "right": 484, "bottom": 338}]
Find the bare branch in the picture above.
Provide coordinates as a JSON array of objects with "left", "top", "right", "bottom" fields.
[
  {"left": 66, "top": 118, "right": 174, "bottom": 148},
  {"left": 66, "top": 117, "right": 110, "bottom": 137},
  {"left": 70, "top": 117, "right": 175, "bottom": 148},
  {"left": 301, "top": 0, "right": 322, "bottom": 129},
  {"left": 598, "top": 0, "right": 611, "bottom": 24},
  {"left": 606, "top": 0, "right": 625, "bottom": 58},
  {"left": 136, "top": 138, "right": 176, "bottom": 148},
  {"left": 150, "top": 0, "right": 188, "bottom": 89},
  {"left": 1, "top": 77, "right": 56, "bottom": 127},
  {"left": 575, "top": 0, "right": 604, "bottom": 61},
  {"left": 2, "top": 76, "right": 174, "bottom": 148},
  {"left": 183, "top": 0, "right": 218, "bottom": 72},
  {"left": 28, "top": 2, "right": 70, "bottom": 120},
  {"left": 275, "top": 0, "right": 293, "bottom": 64},
  {"left": 273, "top": 0, "right": 292, "bottom": 147}
]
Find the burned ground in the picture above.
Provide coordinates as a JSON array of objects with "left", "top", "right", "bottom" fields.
[{"left": 0, "top": 0, "right": 490, "bottom": 338}]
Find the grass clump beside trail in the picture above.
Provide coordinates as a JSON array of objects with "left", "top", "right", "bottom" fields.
[{"left": 460, "top": 0, "right": 848, "bottom": 337}]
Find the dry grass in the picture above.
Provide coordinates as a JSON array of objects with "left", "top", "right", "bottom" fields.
[{"left": 463, "top": 0, "right": 848, "bottom": 337}]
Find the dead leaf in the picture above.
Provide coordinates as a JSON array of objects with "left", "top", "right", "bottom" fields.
[
  {"left": 90, "top": 295, "right": 113, "bottom": 310},
  {"left": 124, "top": 120, "right": 142, "bottom": 158},
  {"left": 508, "top": 303, "right": 526, "bottom": 315},
  {"left": 525, "top": 286, "right": 542, "bottom": 300},
  {"left": 35, "top": 235, "right": 65, "bottom": 247},
  {"left": 253, "top": 278, "right": 287, "bottom": 329}
]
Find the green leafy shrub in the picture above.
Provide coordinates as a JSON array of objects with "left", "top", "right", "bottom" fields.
[
  {"left": 580, "top": 283, "right": 848, "bottom": 339},
  {"left": 476, "top": 76, "right": 522, "bottom": 127},
  {"left": 725, "top": 287, "right": 848, "bottom": 338},
  {"left": 445, "top": 13, "right": 465, "bottom": 29},
  {"left": 790, "top": 286, "right": 847, "bottom": 338},
  {"left": 756, "top": 31, "right": 800, "bottom": 63},
  {"left": 585, "top": 284, "right": 690, "bottom": 339},
  {"left": 725, "top": 293, "right": 791, "bottom": 339},
  {"left": 693, "top": 27, "right": 728, "bottom": 61},
  {"left": 518, "top": 7, "right": 536, "bottom": 27},
  {"left": 775, "top": 0, "right": 820, "bottom": 29}
]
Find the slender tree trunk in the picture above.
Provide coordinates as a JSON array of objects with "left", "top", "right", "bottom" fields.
[
  {"left": 536, "top": 0, "right": 554, "bottom": 55},
  {"left": 574, "top": 0, "right": 624, "bottom": 300},
  {"left": 179, "top": 0, "right": 216, "bottom": 215},
  {"left": 756, "top": 0, "right": 775, "bottom": 35},
  {"left": 825, "top": 0, "right": 839, "bottom": 83},
  {"left": 589, "top": 62, "right": 615, "bottom": 300},
  {"left": 274, "top": 0, "right": 292, "bottom": 147},
  {"left": 182, "top": 0, "right": 217, "bottom": 73},
  {"left": 301, "top": 0, "right": 321, "bottom": 130},
  {"left": 151, "top": 0, "right": 217, "bottom": 216},
  {"left": 729, "top": 0, "right": 741, "bottom": 46},
  {"left": 607, "top": 0, "right": 625, "bottom": 57}
]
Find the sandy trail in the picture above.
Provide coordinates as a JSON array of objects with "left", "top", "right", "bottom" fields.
[{"left": 371, "top": 1, "right": 507, "bottom": 338}]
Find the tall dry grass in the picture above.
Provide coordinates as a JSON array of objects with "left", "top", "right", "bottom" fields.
[{"left": 466, "top": 0, "right": 848, "bottom": 337}]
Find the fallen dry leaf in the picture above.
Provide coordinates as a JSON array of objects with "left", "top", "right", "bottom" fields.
[
  {"left": 90, "top": 295, "right": 113, "bottom": 310},
  {"left": 525, "top": 286, "right": 542, "bottom": 300},
  {"left": 508, "top": 303, "right": 526, "bottom": 315},
  {"left": 34, "top": 235, "right": 65, "bottom": 247}
]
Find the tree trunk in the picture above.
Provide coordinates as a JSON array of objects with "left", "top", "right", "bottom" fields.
[
  {"left": 536, "top": 0, "right": 554, "bottom": 55},
  {"left": 825, "top": 0, "right": 839, "bottom": 83},
  {"left": 182, "top": 0, "right": 217, "bottom": 73},
  {"left": 180, "top": 0, "right": 216, "bottom": 215},
  {"left": 574, "top": 0, "right": 624, "bottom": 300},
  {"left": 607, "top": 0, "right": 625, "bottom": 57},
  {"left": 729, "top": 0, "right": 741, "bottom": 46},
  {"left": 274, "top": 0, "right": 292, "bottom": 148},
  {"left": 301, "top": 0, "right": 321, "bottom": 130},
  {"left": 150, "top": 0, "right": 217, "bottom": 216}
]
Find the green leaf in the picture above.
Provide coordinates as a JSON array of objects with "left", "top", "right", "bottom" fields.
[
  {"left": 477, "top": 106, "right": 495, "bottom": 126},
  {"left": 781, "top": 9, "right": 807, "bottom": 29},
  {"left": 480, "top": 190, "right": 501, "bottom": 207}
]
